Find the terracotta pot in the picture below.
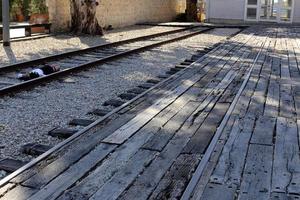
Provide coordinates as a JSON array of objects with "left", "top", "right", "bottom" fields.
[
  {"left": 16, "top": 14, "right": 25, "bottom": 22},
  {"left": 29, "top": 13, "right": 49, "bottom": 24},
  {"left": 29, "top": 13, "right": 49, "bottom": 34}
]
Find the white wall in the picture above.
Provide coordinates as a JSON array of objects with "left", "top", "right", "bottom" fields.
[
  {"left": 96, "top": 0, "right": 180, "bottom": 28},
  {"left": 208, "top": 0, "right": 245, "bottom": 20},
  {"left": 293, "top": 0, "right": 300, "bottom": 23}
]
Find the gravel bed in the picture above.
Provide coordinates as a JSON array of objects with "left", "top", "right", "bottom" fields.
[
  {"left": 0, "top": 25, "right": 181, "bottom": 67},
  {"left": 0, "top": 28, "right": 240, "bottom": 162}
]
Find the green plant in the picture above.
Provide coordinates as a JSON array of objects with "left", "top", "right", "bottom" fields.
[
  {"left": 11, "top": 0, "right": 24, "bottom": 15},
  {"left": 28, "top": 0, "right": 48, "bottom": 14}
]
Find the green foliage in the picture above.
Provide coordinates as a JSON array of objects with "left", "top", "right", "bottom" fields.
[
  {"left": 28, "top": 0, "right": 48, "bottom": 14},
  {"left": 11, "top": 0, "right": 24, "bottom": 15}
]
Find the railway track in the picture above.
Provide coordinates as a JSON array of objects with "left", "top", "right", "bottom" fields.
[
  {"left": 0, "top": 26, "right": 212, "bottom": 96},
  {"left": 0, "top": 26, "right": 245, "bottom": 186}
]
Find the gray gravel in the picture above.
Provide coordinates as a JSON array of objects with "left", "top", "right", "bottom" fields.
[
  {"left": 0, "top": 28, "right": 240, "bottom": 162},
  {"left": 0, "top": 25, "right": 181, "bottom": 67}
]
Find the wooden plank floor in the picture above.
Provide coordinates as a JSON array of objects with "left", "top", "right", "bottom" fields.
[
  {"left": 1, "top": 26, "right": 299, "bottom": 200},
  {"left": 189, "top": 27, "right": 300, "bottom": 200}
]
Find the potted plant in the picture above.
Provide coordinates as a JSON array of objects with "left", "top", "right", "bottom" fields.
[
  {"left": 11, "top": 0, "right": 25, "bottom": 22},
  {"left": 28, "top": 0, "right": 49, "bottom": 24}
]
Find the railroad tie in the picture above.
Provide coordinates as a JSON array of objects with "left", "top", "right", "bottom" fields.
[
  {"left": 69, "top": 119, "right": 95, "bottom": 126},
  {"left": 48, "top": 128, "right": 78, "bottom": 139},
  {"left": 103, "top": 99, "right": 126, "bottom": 107},
  {"left": 138, "top": 83, "right": 155, "bottom": 90},
  {"left": 21, "top": 143, "right": 52, "bottom": 156},
  {"left": 127, "top": 88, "right": 146, "bottom": 95},
  {"left": 146, "top": 79, "right": 161, "bottom": 84},
  {"left": 170, "top": 67, "right": 182, "bottom": 72},
  {"left": 0, "top": 159, "right": 28, "bottom": 173},
  {"left": 157, "top": 74, "right": 170, "bottom": 79},
  {"left": 88, "top": 109, "right": 111, "bottom": 116},
  {"left": 118, "top": 93, "right": 137, "bottom": 100},
  {"left": 174, "top": 65, "right": 186, "bottom": 69}
]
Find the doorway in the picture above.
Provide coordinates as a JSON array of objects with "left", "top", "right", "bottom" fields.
[{"left": 245, "top": 0, "right": 294, "bottom": 23}]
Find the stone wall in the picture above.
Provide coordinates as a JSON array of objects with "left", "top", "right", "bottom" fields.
[
  {"left": 47, "top": 0, "right": 183, "bottom": 32},
  {"left": 47, "top": 0, "right": 71, "bottom": 32}
]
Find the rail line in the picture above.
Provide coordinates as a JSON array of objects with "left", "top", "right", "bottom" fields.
[{"left": 0, "top": 26, "right": 213, "bottom": 96}]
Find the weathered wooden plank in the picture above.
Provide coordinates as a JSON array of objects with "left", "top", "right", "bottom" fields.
[
  {"left": 271, "top": 192, "right": 300, "bottom": 200},
  {"left": 21, "top": 115, "right": 133, "bottom": 188},
  {"left": 238, "top": 144, "right": 273, "bottom": 200},
  {"left": 250, "top": 115, "right": 276, "bottom": 145},
  {"left": 58, "top": 100, "right": 202, "bottom": 200},
  {"left": 210, "top": 114, "right": 255, "bottom": 185},
  {"left": 118, "top": 103, "right": 214, "bottom": 200},
  {"left": 264, "top": 79, "right": 280, "bottom": 117},
  {"left": 27, "top": 143, "right": 117, "bottom": 200},
  {"left": 0, "top": 183, "right": 15, "bottom": 197},
  {"left": 247, "top": 77, "right": 269, "bottom": 117},
  {"left": 143, "top": 70, "right": 236, "bottom": 152},
  {"left": 272, "top": 117, "right": 300, "bottom": 194},
  {"left": 102, "top": 38, "right": 250, "bottom": 145},
  {"left": 280, "top": 84, "right": 297, "bottom": 119},
  {"left": 142, "top": 100, "right": 200, "bottom": 151},
  {"left": 200, "top": 183, "right": 237, "bottom": 200},
  {"left": 0, "top": 186, "right": 37, "bottom": 200},
  {"left": 102, "top": 74, "right": 210, "bottom": 145},
  {"left": 2, "top": 32, "right": 248, "bottom": 189},
  {"left": 219, "top": 114, "right": 237, "bottom": 140},
  {"left": 148, "top": 154, "right": 200, "bottom": 200},
  {"left": 89, "top": 150, "right": 157, "bottom": 200},
  {"left": 293, "top": 86, "right": 300, "bottom": 119},
  {"left": 182, "top": 102, "right": 230, "bottom": 154}
]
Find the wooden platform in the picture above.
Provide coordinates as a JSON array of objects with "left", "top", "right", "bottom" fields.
[{"left": 0, "top": 26, "right": 299, "bottom": 200}]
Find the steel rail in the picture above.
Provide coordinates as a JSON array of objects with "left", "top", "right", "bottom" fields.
[
  {"left": 0, "top": 28, "right": 213, "bottom": 96},
  {"left": 0, "top": 26, "right": 195, "bottom": 73},
  {"left": 0, "top": 27, "right": 248, "bottom": 188}
]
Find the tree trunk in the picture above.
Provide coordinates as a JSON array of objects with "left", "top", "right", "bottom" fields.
[
  {"left": 70, "top": 0, "right": 103, "bottom": 35},
  {"left": 186, "top": 0, "right": 198, "bottom": 22}
]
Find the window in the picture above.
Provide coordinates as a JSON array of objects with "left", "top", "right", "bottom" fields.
[{"left": 245, "top": 0, "right": 258, "bottom": 20}]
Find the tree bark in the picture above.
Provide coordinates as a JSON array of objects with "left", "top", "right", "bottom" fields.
[
  {"left": 70, "top": 0, "right": 103, "bottom": 35},
  {"left": 186, "top": 0, "right": 198, "bottom": 22}
]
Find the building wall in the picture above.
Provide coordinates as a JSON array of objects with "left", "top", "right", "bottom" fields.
[
  {"left": 47, "top": 0, "right": 182, "bottom": 32},
  {"left": 47, "top": 0, "right": 71, "bottom": 32},
  {"left": 208, "top": 0, "right": 245, "bottom": 21},
  {"left": 207, "top": 0, "right": 300, "bottom": 24},
  {"left": 96, "top": 0, "right": 180, "bottom": 28},
  {"left": 293, "top": 0, "right": 300, "bottom": 23}
]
